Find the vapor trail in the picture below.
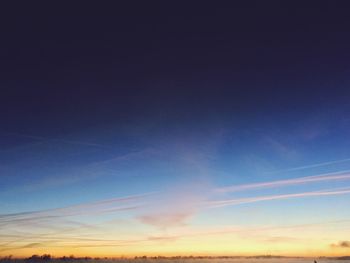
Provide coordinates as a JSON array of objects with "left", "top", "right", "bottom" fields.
[
  {"left": 2, "top": 131, "right": 110, "bottom": 149},
  {"left": 269, "top": 158, "right": 350, "bottom": 173},
  {"left": 0, "top": 192, "right": 154, "bottom": 223},
  {"left": 215, "top": 170, "right": 350, "bottom": 193},
  {"left": 208, "top": 187, "right": 350, "bottom": 208}
]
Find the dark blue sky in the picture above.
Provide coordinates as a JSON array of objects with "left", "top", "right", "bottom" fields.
[
  {"left": 1, "top": 1, "right": 350, "bottom": 257},
  {"left": 1, "top": 1, "right": 350, "bottom": 135}
]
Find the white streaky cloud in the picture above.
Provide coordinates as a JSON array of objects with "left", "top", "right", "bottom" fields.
[
  {"left": 215, "top": 170, "right": 350, "bottom": 193},
  {"left": 0, "top": 192, "right": 155, "bottom": 225},
  {"left": 269, "top": 158, "right": 350, "bottom": 173},
  {"left": 207, "top": 187, "right": 350, "bottom": 208},
  {"left": 2, "top": 131, "right": 110, "bottom": 148}
]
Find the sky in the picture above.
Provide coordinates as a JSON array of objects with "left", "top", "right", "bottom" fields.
[{"left": 1, "top": 1, "right": 350, "bottom": 258}]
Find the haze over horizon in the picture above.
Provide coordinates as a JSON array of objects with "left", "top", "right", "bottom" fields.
[{"left": 1, "top": 1, "right": 350, "bottom": 258}]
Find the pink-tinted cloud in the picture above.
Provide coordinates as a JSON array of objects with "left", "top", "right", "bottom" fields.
[{"left": 136, "top": 182, "right": 210, "bottom": 228}]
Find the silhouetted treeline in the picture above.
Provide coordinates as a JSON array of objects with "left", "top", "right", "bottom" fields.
[
  {"left": 23, "top": 255, "right": 94, "bottom": 262},
  {"left": 335, "top": 256, "right": 350, "bottom": 260},
  {"left": 0, "top": 256, "right": 18, "bottom": 263},
  {"left": 2, "top": 255, "right": 350, "bottom": 262},
  {"left": 0, "top": 255, "right": 93, "bottom": 263},
  {"left": 25, "top": 255, "right": 51, "bottom": 262}
]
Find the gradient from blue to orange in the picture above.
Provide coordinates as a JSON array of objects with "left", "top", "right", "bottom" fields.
[{"left": 1, "top": 1, "right": 350, "bottom": 258}]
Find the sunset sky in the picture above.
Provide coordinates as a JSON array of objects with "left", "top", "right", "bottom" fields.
[{"left": 1, "top": 1, "right": 350, "bottom": 258}]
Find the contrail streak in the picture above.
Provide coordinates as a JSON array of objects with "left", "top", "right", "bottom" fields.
[
  {"left": 215, "top": 170, "right": 350, "bottom": 193},
  {"left": 2, "top": 131, "right": 110, "bottom": 149},
  {"left": 208, "top": 187, "right": 350, "bottom": 208},
  {"left": 268, "top": 158, "right": 350, "bottom": 173},
  {"left": 0, "top": 192, "right": 155, "bottom": 223}
]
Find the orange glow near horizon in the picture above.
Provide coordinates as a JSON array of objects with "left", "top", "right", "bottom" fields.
[
  {"left": 2, "top": 166, "right": 350, "bottom": 258},
  {"left": 2, "top": 225, "right": 350, "bottom": 258}
]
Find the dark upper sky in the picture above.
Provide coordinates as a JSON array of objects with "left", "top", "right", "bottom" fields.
[{"left": 1, "top": 1, "right": 350, "bottom": 137}]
